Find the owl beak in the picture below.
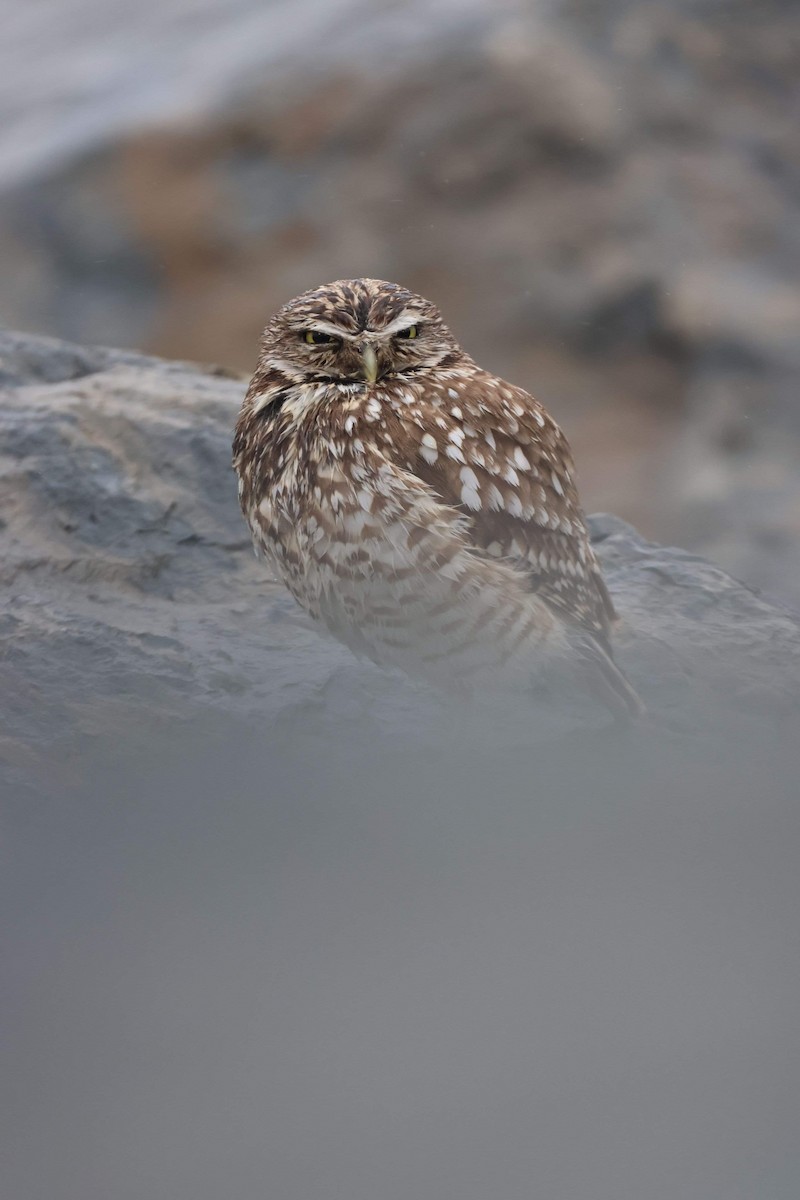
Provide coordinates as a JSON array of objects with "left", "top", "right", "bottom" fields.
[{"left": 360, "top": 344, "right": 379, "bottom": 383}]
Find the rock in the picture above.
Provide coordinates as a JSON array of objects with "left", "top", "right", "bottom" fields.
[
  {"left": 663, "top": 266, "right": 800, "bottom": 360},
  {"left": 1, "top": 330, "right": 798, "bottom": 798}
]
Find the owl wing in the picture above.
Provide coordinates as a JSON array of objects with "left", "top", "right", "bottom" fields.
[
  {"left": 408, "top": 374, "right": 616, "bottom": 645},
  {"left": 368, "top": 393, "right": 642, "bottom": 718}
]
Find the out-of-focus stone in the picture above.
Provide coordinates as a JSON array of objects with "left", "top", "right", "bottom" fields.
[{"left": 664, "top": 266, "right": 800, "bottom": 358}]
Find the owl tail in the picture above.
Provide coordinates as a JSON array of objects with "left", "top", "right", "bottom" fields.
[{"left": 571, "top": 632, "right": 646, "bottom": 724}]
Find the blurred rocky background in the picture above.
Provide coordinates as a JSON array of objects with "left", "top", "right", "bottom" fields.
[{"left": 1, "top": 0, "right": 799, "bottom": 605}]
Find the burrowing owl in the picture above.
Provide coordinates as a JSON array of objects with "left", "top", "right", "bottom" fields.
[{"left": 233, "top": 278, "right": 643, "bottom": 719}]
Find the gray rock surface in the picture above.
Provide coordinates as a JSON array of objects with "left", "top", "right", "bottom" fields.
[{"left": 1, "top": 329, "right": 798, "bottom": 798}]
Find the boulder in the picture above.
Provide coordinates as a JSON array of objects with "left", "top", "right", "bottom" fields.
[{"left": 1, "top": 330, "right": 798, "bottom": 799}]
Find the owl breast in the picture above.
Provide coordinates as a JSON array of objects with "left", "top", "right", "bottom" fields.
[{"left": 238, "top": 374, "right": 561, "bottom": 686}]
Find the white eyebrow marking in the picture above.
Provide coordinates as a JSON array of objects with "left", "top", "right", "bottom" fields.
[
  {"left": 373, "top": 311, "right": 427, "bottom": 336},
  {"left": 297, "top": 321, "right": 357, "bottom": 340}
]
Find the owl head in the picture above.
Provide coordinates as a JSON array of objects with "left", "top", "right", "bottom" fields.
[{"left": 258, "top": 278, "right": 463, "bottom": 385}]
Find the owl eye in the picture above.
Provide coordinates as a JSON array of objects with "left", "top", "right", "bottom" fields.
[
  {"left": 395, "top": 325, "right": 418, "bottom": 340},
  {"left": 303, "top": 330, "right": 339, "bottom": 345}
]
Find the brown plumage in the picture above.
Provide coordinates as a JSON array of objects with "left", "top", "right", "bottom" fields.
[{"left": 233, "top": 278, "right": 643, "bottom": 720}]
